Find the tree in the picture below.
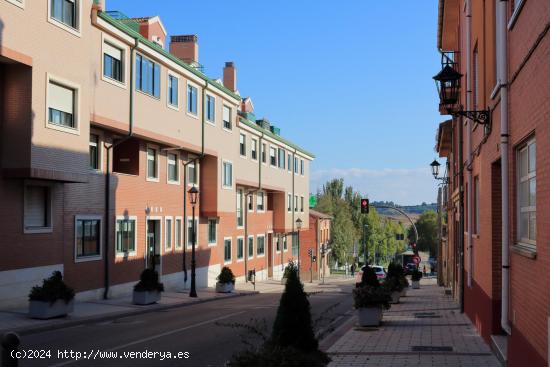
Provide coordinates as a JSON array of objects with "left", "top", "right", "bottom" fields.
[
  {"left": 408, "top": 210, "right": 438, "bottom": 255},
  {"left": 330, "top": 200, "right": 357, "bottom": 264}
]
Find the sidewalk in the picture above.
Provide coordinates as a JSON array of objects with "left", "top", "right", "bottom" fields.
[{"left": 325, "top": 278, "right": 501, "bottom": 367}]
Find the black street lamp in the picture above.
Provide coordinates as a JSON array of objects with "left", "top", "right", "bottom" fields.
[
  {"left": 188, "top": 186, "right": 199, "bottom": 298},
  {"left": 295, "top": 218, "right": 302, "bottom": 275},
  {"left": 430, "top": 159, "right": 449, "bottom": 184}
]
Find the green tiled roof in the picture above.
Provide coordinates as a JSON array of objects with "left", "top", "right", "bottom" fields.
[{"left": 239, "top": 118, "right": 315, "bottom": 158}]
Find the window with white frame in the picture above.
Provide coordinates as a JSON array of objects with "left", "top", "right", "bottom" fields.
[
  {"left": 24, "top": 184, "right": 52, "bottom": 231},
  {"left": 278, "top": 148, "right": 285, "bottom": 169},
  {"left": 300, "top": 159, "right": 304, "bottom": 175},
  {"left": 300, "top": 196, "right": 304, "bottom": 212},
  {"left": 257, "top": 235, "right": 265, "bottom": 256},
  {"left": 206, "top": 95, "right": 215, "bottom": 122},
  {"left": 167, "top": 153, "right": 178, "bottom": 183},
  {"left": 147, "top": 148, "right": 158, "bottom": 179},
  {"left": 208, "top": 219, "right": 217, "bottom": 244},
  {"left": 103, "top": 42, "right": 123, "bottom": 83},
  {"left": 270, "top": 147, "right": 277, "bottom": 166},
  {"left": 283, "top": 236, "right": 288, "bottom": 251},
  {"left": 168, "top": 75, "right": 178, "bottom": 107},
  {"left": 89, "top": 134, "right": 99, "bottom": 170},
  {"left": 251, "top": 139, "right": 258, "bottom": 160},
  {"left": 75, "top": 216, "right": 101, "bottom": 259},
  {"left": 224, "top": 238, "right": 232, "bottom": 263},
  {"left": 175, "top": 218, "right": 182, "bottom": 249},
  {"left": 136, "top": 54, "right": 160, "bottom": 98},
  {"left": 294, "top": 157, "right": 298, "bottom": 173},
  {"left": 257, "top": 191, "right": 265, "bottom": 211},
  {"left": 223, "top": 161, "right": 232, "bottom": 188},
  {"left": 288, "top": 154, "right": 292, "bottom": 172},
  {"left": 240, "top": 134, "right": 246, "bottom": 157},
  {"left": 287, "top": 194, "right": 292, "bottom": 212},
  {"left": 294, "top": 195, "right": 298, "bottom": 211},
  {"left": 261, "top": 143, "right": 267, "bottom": 163},
  {"left": 187, "top": 217, "right": 198, "bottom": 248},
  {"left": 48, "top": 81, "right": 76, "bottom": 128},
  {"left": 187, "top": 162, "right": 197, "bottom": 185},
  {"left": 237, "top": 189, "right": 244, "bottom": 227},
  {"left": 237, "top": 237, "right": 244, "bottom": 260},
  {"left": 50, "top": 0, "right": 78, "bottom": 29},
  {"left": 116, "top": 218, "right": 136, "bottom": 254},
  {"left": 187, "top": 84, "right": 197, "bottom": 114},
  {"left": 223, "top": 105, "right": 232, "bottom": 130},
  {"left": 248, "top": 236, "right": 254, "bottom": 258},
  {"left": 517, "top": 138, "right": 536, "bottom": 248},
  {"left": 165, "top": 218, "right": 173, "bottom": 251},
  {"left": 276, "top": 237, "right": 280, "bottom": 252},
  {"left": 247, "top": 193, "right": 254, "bottom": 212}
]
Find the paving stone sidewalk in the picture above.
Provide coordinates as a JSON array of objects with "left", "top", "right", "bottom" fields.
[{"left": 326, "top": 278, "right": 501, "bottom": 367}]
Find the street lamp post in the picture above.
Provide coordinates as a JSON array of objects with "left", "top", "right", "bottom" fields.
[
  {"left": 295, "top": 218, "right": 302, "bottom": 276},
  {"left": 188, "top": 186, "right": 199, "bottom": 298}
]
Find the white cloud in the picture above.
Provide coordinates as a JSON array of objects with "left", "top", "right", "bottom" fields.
[{"left": 310, "top": 167, "right": 439, "bottom": 206}]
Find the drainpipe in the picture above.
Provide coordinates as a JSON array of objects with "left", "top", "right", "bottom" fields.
[
  {"left": 496, "top": 0, "right": 511, "bottom": 335},
  {"left": 466, "top": 0, "right": 473, "bottom": 289},
  {"left": 103, "top": 37, "right": 139, "bottom": 299},
  {"left": 458, "top": 117, "right": 465, "bottom": 313}
]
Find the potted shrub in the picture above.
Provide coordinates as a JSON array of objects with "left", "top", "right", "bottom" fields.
[
  {"left": 28, "top": 271, "right": 75, "bottom": 319},
  {"left": 281, "top": 261, "right": 295, "bottom": 284},
  {"left": 383, "top": 276, "right": 404, "bottom": 304},
  {"left": 353, "top": 285, "right": 391, "bottom": 326},
  {"left": 411, "top": 269, "right": 422, "bottom": 289},
  {"left": 216, "top": 266, "right": 236, "bottom": 293},
  {"left": 133, "top": 269, "right": 164, "bottom": 305}
]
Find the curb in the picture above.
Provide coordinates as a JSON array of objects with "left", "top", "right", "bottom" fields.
[{"left": 7, "top": 291, "right": 259, "bottom": 337}]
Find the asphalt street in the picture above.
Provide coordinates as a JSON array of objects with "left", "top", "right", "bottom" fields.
[{"left": 18, "top": 282, "right": 354, "bottom": 367}]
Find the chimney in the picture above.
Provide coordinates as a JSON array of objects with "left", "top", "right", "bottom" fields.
[
  {"left": 223, "top": 62, "right": 237, "bottom": 92},
  {"left": 170, "top": 35, "right": 199, "bottom": 65}
]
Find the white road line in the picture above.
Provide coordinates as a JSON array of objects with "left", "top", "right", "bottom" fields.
[{"left": 49, "top": 311, "right": 246, "bottom": 367}]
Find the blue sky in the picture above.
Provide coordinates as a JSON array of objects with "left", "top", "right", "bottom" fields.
[{"left": 109, "top": 0, "right": 442, "bottom": 205}]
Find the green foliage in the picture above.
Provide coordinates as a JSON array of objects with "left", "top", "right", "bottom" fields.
[
  {"left": 411, "top": 269, "right": 423, "bottom": 281},
  {"left": 386, "top": 262, "right": 404, "bottom": 279},
  {"left": 218, "top": 266, "right": 236, "bottom": 284},
  {"left": 29, "top": 271, "right": 75, "bottom": 304},
  {"left": 270, "top": 263, "right": 319, "bottom": 352},
  {"left": 383, "top": 276, "right": 404, "bottom": 292},
  {"left": 134, "top": 269, "right": 164, "bottom": 292},
  {"left": 352, "top": 285, "right": 391, "bottom": 309},
  {"left": 407, "top": 210, "right": 438, "bottom": 255},
  {"left": 359, "top": 266, "right": 380, "bottom": 288}
]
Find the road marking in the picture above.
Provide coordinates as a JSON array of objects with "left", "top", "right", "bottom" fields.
[{"left": 49, "top": 311, "right": 246, "bottom": 367}]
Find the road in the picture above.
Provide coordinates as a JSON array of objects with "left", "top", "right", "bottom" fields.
[{"left": 17, "top": 281, "right": 354, "bottom": 367}]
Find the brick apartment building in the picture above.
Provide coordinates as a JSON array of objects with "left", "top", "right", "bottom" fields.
[
  {"left": 434, "top": 0, "right": 550, "bottom": 365},
  {"left": 0, "top": 0, "right": 315, "bottom": 309},
  {"left": 299, "top": 209, "right": 332, "bottom": 282}
]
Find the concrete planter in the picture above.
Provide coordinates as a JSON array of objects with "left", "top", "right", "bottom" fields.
[
  {"left": 133, "top": 290, "right": 161, "bottom": 305},
  {"left": 29, "top": 299, "right": 74, "bottom": 319},
  {"left": 357, "top": 307, "right": 383, "bottom": 327},
  {"left": 412, "top": 280, "right": 420, "bottom": 289},
  {"left": 215, "top": 282, "right": 235, "bottom": 293},
  {"left": 390, "top": 291, "right": 401, "bottom": 304}
]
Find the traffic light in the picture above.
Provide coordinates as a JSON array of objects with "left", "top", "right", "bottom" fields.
[
  {"left": 308, "top": 248, "right": 313, "bottom": 257},
  {"left": 360, "top": 198, "right": 369, "bottom": 214}
]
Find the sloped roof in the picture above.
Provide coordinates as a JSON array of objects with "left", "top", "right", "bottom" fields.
[{"left": 309, "top": 209, "right": 332, "bottom": 219}]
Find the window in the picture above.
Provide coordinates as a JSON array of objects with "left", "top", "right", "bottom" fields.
[
  {"left": 48, "top": 81, "right": 75, "bottom": 128},
  {"left": 518, "top": 138, "right": 536, "bottom": 248},
  {"left": 187, "top": 84, "right": 197, "bottom": 114},
  {"left": 223, "top": 106, "right": 232, "bottom": 130},
  {"left": 300, "top": 196, "right": 304, "bottom": 212},
  {"left": 257, "top": 191, "right": 265, "bottom": 211},
  {"left": 168, "top": 75, "right": 178, "bottom": 107},
  {"left": 287, "top": 194, "right": 292, "bottom": 212},
  {"left": 206, "top": 95, "right": 215, "bottom": 122},
  {"left": 208, "top": 219, "right": 217, "bottom": 245},
  {"left": 283, "top": 236, "right": 288, "bottom": 251},
  {"left": 300, "top": 159, "right": 304, "bottom": 175},
  {"left": 167, "top": 153, "right": 178, "bottom": 183},
  {"left": 237, "top": 237, "right": 244, "bottom": 260},
  {"left": 175, "top": 218, "right": 182, "bottom": 249},
  {"left": 165, "top": 218, "right": 173, "bottom": 251},
  {"left": 251, "top": 139, "right": 258, "bottom": 160},
  {"left": 270, "top": 147, "right": 277, "bottom": 166},
  {"left": 295, "top": 195, "right": 299, "bottom": 211},
  {"left": 248, "top": 193, "right": 254, "bottom": 212},
  {"left": 288, "top": 154, "right": 292, "bottom": 172},
  {"left": 278, "top": 148, "right": 285, "bottom": 169},
  {"left": 292, "top": 233, "right": 298, "bottom": 257},
  {"left": 50, "top": 0, "right": 77, "bottom": 29},
  {"left": 136, "top": 54, "right": 160, "bottom": 98},
  {"left": 257, "top": 235, "right": 265, "bottom": 256},
  {"left": 187, "top": 162, "right": 197, "bottom": 185},
  {"left": 276, "top": 237, "right": 280, "bottom": 252},
  {"left": 75, "top": 217, "right": 101, "bottom": 259},
  {"left": 224, "top": 238, "right": 232, "bottom": 263},
  {"left": 294, "top": 157, "right": 298, "bottom": 173},
  {"left": 240, "top": 134, "right": 246, "bottom": 157},
  {"left": 116, "top": 218, "right": 136, "bottom": 254},
  {"left": 147, "top": 148, "right": 158, "bottom": 179},
  {"left": 187, "top": 218, "right": 198, "bottom": 247},
  {"left": 261, "top": 143, "right": 267, "bottom": 163},
  {"left": 24, "top": 185, "right": 52, "bottom": 232},
  {"left": 89, "top": 134, "right": 99, "bottom": 170},
  {"left": 473, "top": 176, "right": 479, "bottom": 234},
  {"left": 223, "top": 161, "right": 232, "bottom": 188},
  {"left": 103, "top": 42, "right": 123, "bottom": 83},
  {"left": 248, "top": 236, "right": 254, "bottom": 258},
  {"left": 237, "top": 189, "right": 244, "bottom": 227}
]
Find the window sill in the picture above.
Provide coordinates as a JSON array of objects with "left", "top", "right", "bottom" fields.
[
  {"left": 146, "top": 177, "right": 160, "bottom": 183},
  {"left": 208, "top": 242, "right": 217, "bottom": 247},
  {"left": 237, "top": 258, "right": 244, "bottom": 263},
  {"left": 102, "top": 75, "right": 126, "bottom": 90},
  {"left": 167, "top": 103, "right": 180, "bottom": 112},
  {"left": 511, "top": 244, "right": 536, "bottom": 259},
  {"left": 47, "top": 122, "right": 80, "bottom": 135},
  {"left": 186, "top": 112, "right": 199, "bottom": 120},
  {"left": 6, "top": 0, "right": 24, "bottom": 9},
  {"left": 136, "top": 89, "right": 160, "bottom": 100},
  {"left": 205, "top": 120, "right": 216, "bottom": 127},
  {"left": 24, "top": 227, "right": 53, "bottom": 234},
  {"left": 256, "top": 254, "right": 265, "bottom": 258},
  {"left": 48, "top": 17, "right": 81, "bottom": 38},
  {"left": 222, "top": 127, "right": 233, "bottom": 133},
  {"left": 75, "top": 255, "right": 102, "bottom": 263},
  {"left": 224, "top": 260, "right": 232, "bottom": 265},
  {"left": 116, "top": 251, "right": 136, "bottom": 258},
  {"left": 508, "top": 0, "right": 526, "bottom": 30},
  {"left": 167, "top": 180, "right": 181, "bottom": 185}
]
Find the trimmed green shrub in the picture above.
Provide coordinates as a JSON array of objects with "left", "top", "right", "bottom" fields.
[
  {"left": 359, "top": 266, "right": 380, "bottom": 288},
  {"left": 134, "top": 269, "right": 164, "bottom": 292},
  {"left": 352, "top": 285, "right": 391, "bottom": 309},
  {"left": 218, "top": 266, "right": 236, "bottom": 284},
  {"left": 411, "top": 269, "right": 423, "bottom": 281},
  {"left": 29, "top": 271, "right": 75, "bottom": 304}
]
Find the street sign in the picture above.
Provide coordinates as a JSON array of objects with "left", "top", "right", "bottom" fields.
[{"left": 309, "top": 195, "right": 317, "bottom": 208}]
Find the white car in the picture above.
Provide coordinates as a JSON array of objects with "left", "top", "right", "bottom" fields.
[{"left": 356, "top": 265, "right": 387, "bottom": 283}]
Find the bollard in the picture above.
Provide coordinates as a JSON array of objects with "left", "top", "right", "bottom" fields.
[{"left": 1, "top": 332, "right": 20, "bottom": 367}]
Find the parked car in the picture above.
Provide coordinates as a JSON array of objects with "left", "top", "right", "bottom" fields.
[{"left": 356, "top": 265, "right": 387, "bottom": 283}]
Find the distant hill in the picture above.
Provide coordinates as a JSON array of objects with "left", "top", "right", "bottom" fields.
[{"left": 371, "top": 201, "right": 437, "bottom": 216}]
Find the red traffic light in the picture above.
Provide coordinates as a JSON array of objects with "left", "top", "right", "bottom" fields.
[{"left": 361, "top": 199, "right": 369, "bottom": 214}]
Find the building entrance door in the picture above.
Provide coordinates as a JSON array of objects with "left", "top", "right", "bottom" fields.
[{"left": 147, "top": 219, "right": 161, "bottom": 272}]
